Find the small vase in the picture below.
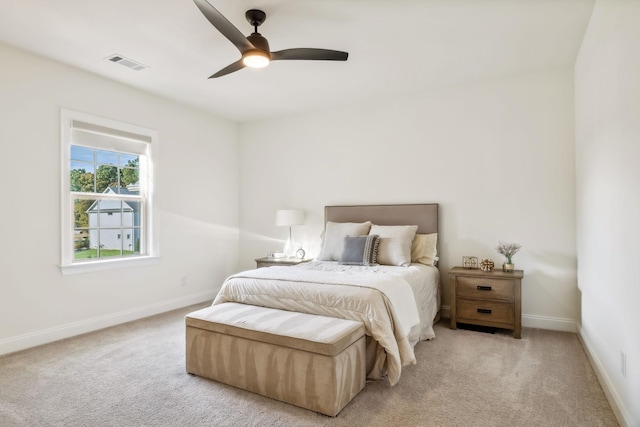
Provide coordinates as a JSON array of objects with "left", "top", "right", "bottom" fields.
[{"left": 503, "top": 262, "right": 514, "bottom": 272}]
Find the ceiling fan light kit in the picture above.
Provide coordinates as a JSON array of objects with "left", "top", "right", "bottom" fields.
[
  {"left": 193, "top": 0, "right": 348, "bottom": 78},
  {"left": 243, "top": 50, "right": 270, "bottom": 68}
]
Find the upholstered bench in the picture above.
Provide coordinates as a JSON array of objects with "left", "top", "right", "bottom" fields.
[{"left": 185, "top": 302, "right": 366, "bottom": 417}]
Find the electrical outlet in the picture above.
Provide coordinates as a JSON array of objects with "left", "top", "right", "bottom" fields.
[
  {"left": 621, "top": 352, "right": 627, "bottom": 378},
  {"left": 180, "top": 276, "right": 187, "bottom": 287}
]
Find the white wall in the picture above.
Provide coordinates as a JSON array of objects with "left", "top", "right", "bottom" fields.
[
  {"left": 239, "top": 68, "right": 578, "bottom": 331},
  {"left": 575, "top": 0, "right": 640, "bottom": 425},
  {"left": 0, "top": 42, "right": 240, "bottom": 354}
]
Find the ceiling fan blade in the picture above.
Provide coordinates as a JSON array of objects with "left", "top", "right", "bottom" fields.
[
  {"left": 193, "top": 0, "right": 255, "bottom": 53},
  {"left": 271, "top": 48, "right": 348, "bottom": 62},
  {"left": 209, "top": 59, "right": 246, "bottom": 78}
]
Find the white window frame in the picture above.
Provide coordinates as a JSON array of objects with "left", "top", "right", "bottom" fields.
[{"left": 60, "top": 109, "right": 159, "bottom": 275}]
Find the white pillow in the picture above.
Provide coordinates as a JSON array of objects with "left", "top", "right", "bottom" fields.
[
  {"left": 411, "top": 233, "right": 438, "bottom": 266},
  {"left": 317, "top": 221, "right": 372, "bottom": 261},
  {"left": 369, "top": 224, "right": 418, "bottom": 267}
]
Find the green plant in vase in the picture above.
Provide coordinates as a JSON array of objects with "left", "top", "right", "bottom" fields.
[{"left": 496, "top": 242, "right": 521, "bottom": 272}]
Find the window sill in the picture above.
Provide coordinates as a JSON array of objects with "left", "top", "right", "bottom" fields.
[{"left": 60, "top": 256, "right": 160, "bottom": 275}]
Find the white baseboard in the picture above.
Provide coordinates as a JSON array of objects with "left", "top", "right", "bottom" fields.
[
  {"left": 440, "top": 306, "right": 577, "bottom": 332},
  {"left": 0, "top": 290, "right": 216, "bottom": 356},
  {"left": 578, "top": 326, "right": 634, "bottom": 427},
  {"left": 521, "top": 313, "right": 577, "bottom": 332}
]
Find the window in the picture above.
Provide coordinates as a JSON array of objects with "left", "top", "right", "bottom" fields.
[{"left": 61, "top": 110, "right": 159, "bottom": 274}]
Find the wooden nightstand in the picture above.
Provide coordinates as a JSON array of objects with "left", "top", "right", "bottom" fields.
[
  {"left": 255, "top": 257, "right": 312, "bottom": 268},
  {"left": 449, "top": 267, "right": 524, "bottom": 338}
]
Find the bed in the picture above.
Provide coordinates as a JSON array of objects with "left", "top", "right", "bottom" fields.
[{"left": 213, "top": 204, "right": 440, "bottom": 386}]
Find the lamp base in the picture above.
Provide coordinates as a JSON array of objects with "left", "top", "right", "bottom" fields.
[{"left": 283, "top": 240, "right": 300, "bottom": 258}]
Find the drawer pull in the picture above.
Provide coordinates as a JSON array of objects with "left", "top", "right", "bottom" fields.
[
  {"left": 477, "top": 285, "right": 492, "bottom": 291},
  {"left": 477, "top": 308, "right": 492, "bottom": 314}
]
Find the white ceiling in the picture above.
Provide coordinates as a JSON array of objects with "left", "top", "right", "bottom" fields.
[{"left": 0, "top": 0, "right": 594, "bottom": 123}]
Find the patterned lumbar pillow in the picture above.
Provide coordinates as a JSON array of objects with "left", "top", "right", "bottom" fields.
[{"left": 339, "top": 234, "right": 380, "bottom": 266}]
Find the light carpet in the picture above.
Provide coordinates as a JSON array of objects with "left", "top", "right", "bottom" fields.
[{"left": 0, "top": 303, "right": 618, "bottom": 426}]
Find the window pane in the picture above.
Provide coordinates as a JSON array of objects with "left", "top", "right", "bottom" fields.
[
  {"left": 96, "top": 149, "right": 118, "bottom": 166},
  {"left": 120, "top": 168, "right": 139, "bottom": 194},
  {"left": 95, "top": 165, "right": 119, "bottom": 193},
  {"left": 70, "top": 161, "right": 95, "bottom": 174},
  {"left": 74, "top": 230, "right": 98, "bottom": 260},
  {"left": 133, "top": 204, "right": 143, "bottom": 254},
  {"left": 70, "top": 145, "right": 94, "bottom": 162},
  {"left": 99, "top": 199, "right": 123, "bottom": 226},
  {"left": 120, "top": 153, "right": 139, "bottom": 167},
  {"left": 122, "top": 228, "right": 138, "bottom": 255},
  {"left": 73, "top": 198, "right": 94, "bottom": 229},
  {"left": 73, "top": 197, "right": 97, "bottom": 260},
  {"left": 70, "top": 164, "right": 96, "bottom": 192},
  {"left": 73, "top": 229, "right": 91, "bottom": 254},
  {"left": 99, "top": 229, "right": 122, "bottom": 257},
  {"left": 122, "top": 201, "right": 136, "bottom": 227},
  {"left": 98, "top": 199, "right": 122, "bottom": 257}
]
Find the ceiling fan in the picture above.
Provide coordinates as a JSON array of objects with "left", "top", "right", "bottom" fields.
[{"left": 193, "top": 0, "right": 349, "bottom": 78}]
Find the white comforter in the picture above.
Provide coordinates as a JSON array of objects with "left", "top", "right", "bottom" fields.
[{"left": 213, "top": 260, "right": 438, "bottom": 385}]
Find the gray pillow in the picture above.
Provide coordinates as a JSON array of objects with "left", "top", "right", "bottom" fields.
[{"left": 339, "top": 235, "right": 380, "bottom": 266}]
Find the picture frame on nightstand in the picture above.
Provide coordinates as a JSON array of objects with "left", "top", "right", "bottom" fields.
[{"left": 462, "top": 256, "right": 479, "bottom": 269}]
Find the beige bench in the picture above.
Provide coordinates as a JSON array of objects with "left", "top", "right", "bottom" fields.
[{"left": 186, "top": 302, "right": 366, "bottom": 416}]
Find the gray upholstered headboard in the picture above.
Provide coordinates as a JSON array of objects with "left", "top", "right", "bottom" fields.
[{"left": 324, "top": 204, "right": 438, "bottom": 234}]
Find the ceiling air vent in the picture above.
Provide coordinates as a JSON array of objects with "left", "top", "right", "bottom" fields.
[{"left": 105, "top": 54, "right": 148, "bottom": 71}]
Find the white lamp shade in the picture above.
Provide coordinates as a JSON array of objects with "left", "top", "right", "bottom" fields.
[{"left": 275, "top": 209, "right": 305, "bottom": 226}]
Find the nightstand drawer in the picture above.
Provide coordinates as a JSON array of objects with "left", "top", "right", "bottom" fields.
[
  {"left": 456, "top": 277, "right": 514, "bottom": 302},
  {"left": 456, "top": 298, "right": 514, "bottom": 326}
]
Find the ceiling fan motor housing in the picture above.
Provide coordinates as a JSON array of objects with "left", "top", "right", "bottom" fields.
[{"left": 247, "top": 33, "right": 270, "bottom": 54}]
